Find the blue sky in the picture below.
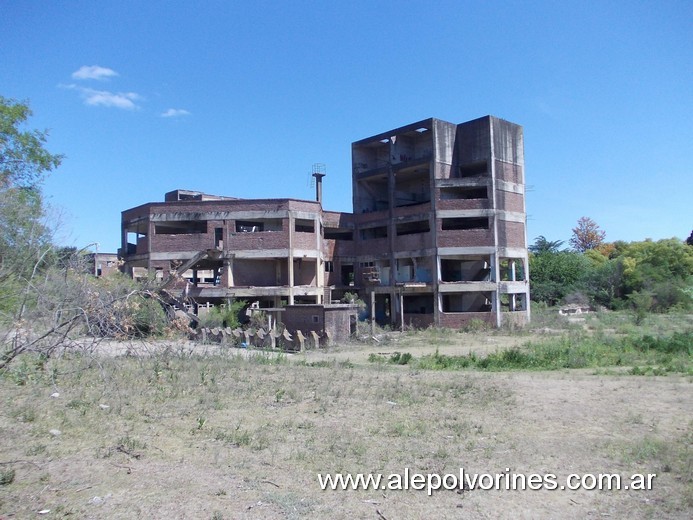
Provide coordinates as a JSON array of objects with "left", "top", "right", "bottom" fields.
[{"left": 1, "top": 0, "right": 691, "bottom": 253}]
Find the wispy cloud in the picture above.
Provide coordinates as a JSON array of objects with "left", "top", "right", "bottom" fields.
[
  {"left": 81, "top": 88, "right": 141, "bottom": 109},
  {"left": 161, "top": 108, "right": 191, "bottom": 118},
  {"left": 72, "top": 65, "right": 118, "bottom": 81},
  {"left": 62, "top": 84, "right": 141, "bottom": 110}
]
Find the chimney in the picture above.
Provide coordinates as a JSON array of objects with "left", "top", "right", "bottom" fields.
[{"left": 312, "top": 163, "right": 326, "bottom": 205}]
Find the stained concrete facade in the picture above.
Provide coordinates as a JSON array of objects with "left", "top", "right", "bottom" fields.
[{"left": 120, "top": 116, "right": 530, "bottom": 328}]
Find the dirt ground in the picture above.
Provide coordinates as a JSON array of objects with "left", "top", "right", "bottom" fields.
[{"left": 0, "top": 333, "right": 691, "bottom": 519}]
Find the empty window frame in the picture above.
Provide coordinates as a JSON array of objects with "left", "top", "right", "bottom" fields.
[
  {"left": 441, "top": 217, "right": 489, "bottom": 231},
  {"left": 440, "top": 257, "right": 492, "bottom": 282},
  {"left": 499, "top": 259, "right": 526, "bottom": 281},
  {"left": 295, "top": 219, "right": 315, "bottom": 233},
  {"left": 458, "top": 161, "right": 488, "bottom": 178},
  {"left": 235, "top": 219, "right": 282, "bottom": 233},
  {"left": 359, "top": 226, "right": 388, "bottom": 240},
  {"left": 442, "top": 293, "right": 492, "bottom": 313},
  {"left": 324, "top": 228, "right": 354, "bottom": 240},
  {"left": 154, "top": 220, "right": 207, "bottom": 234},
  {"left": 396, "top": 219, "right": 430, "bottom": 236},
  {"left": 440, "top": 186, "right": 488, "bottom": 200}
]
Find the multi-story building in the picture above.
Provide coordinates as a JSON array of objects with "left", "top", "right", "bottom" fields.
[{"left": 120, "top": 115, "right": 530, "bottom": 328}]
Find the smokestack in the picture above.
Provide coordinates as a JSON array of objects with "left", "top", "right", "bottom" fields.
[{"left": 312, "top": 163, "right": 326, "bottom": 205}]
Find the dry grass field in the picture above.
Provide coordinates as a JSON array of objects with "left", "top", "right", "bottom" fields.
[{"left": 1, "top": 311, "right": 691, "bottom": 519}]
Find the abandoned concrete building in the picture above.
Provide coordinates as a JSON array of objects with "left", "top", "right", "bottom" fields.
[{"left": 120, "top": 115, "right": 530, "bottom": 328}]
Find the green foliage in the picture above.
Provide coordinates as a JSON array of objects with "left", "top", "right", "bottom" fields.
[
  {"left": 529, "top": 235, "right": 565, "bottom": 254},
  {"left": 390, "top": 351, "right": 412, "bottom": 365},
  {"left": 341, "top": 291, "right": 366, "bottom": 309},
  {"left": 0, "top": 468, "right": 16, "bottom": 486},
  {"left": 0, "top": 96, "right": 62, "bottom": 280},
  {"left": 198, "top": 300, "right": 245, "bottom": 329},
  {"left": 0, "top": 97, "right": 63, "bottom": 323},
  {"left": 529, "top": 251, "right": 591, "bottom": 305},
  {"left": 0, "top": 96, "right": 63, "bottom": 189},
  {"left": 631, "top": 332, "right": 692, "bottom": 355},
  {"left": 628, "top": 291, "right": 653, "bottom": 324},
  {"left": 417, "top": 349, "right": 476, "bottom": 370},
  {"left": 531, "top": 235, "right": 692, "bottom": 313}
]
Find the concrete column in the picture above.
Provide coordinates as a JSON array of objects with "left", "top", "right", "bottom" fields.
[
  {"left": 288, "top": 213, "right": 295, "bottom": 305},
  {"left": 493, "top": 251, "right": 502, "bottom": 328},
  {"left": 121, "top": 226, "right": 128, "bottom": 256},
  {"left": 222, "top": 257, "right": 233, "bottom": 288},
  {"left": 315, "top": 214, "right": 324, "bottom": 296},
  {"left": 147, "top": 220, "right": 155, "bottom": 271},
  {"left": 370, "top": 290, "right": 376, "bottom": 337}
]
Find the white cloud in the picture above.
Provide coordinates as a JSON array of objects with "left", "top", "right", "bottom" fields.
[
  {"left": 72, "top": 65, "right": 119, "bottom": 81},
  {"left": 62, "top": 84, "right": 141, "bottom": 110},
  {"left": 161, "top": 108, "right": 191, "bottom": 118},
  {"left": 81, "top": 88, "right": 141, "bottom": 109}
]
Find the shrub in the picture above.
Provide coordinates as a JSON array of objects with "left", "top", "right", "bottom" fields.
[{"left": 198, "top": 300, "right": 245, "bottom": 329}]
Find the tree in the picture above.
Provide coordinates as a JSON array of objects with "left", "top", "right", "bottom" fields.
[
  {"left": 570, "top": 216, "right": 606, "bottom": 252},
  {"left": 0, "top": 97, "right": 63, "bottom": 282},
  {"left": 687, "top": 230, "right": 693, "bottom": 246},
  {"left": 1, "top": 97, "right": 65, "bottom": 367},
  {"left": 529, "top": 251, "right": 592, "bottom": 305},
  {"left": 0, "top": 96, "right": 62, "bottom": 189},
  {"left": 529, "top": 235, "right": 565, "bottom": 254}
]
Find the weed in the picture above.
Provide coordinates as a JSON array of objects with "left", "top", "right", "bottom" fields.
[
  {"left": 215, "top": 423, "right": 252, "bottom": 447},
  {"left": 117, "top": 434, "right": 147, "bottom": 452},
  {"left": 11, "top": 404, "right": 36, "bottom": 423},
  {"left": 390, "top": 352, "right": 412, "bottom": 365},
  {"left": 0, "top": 468, "right": 15, "bottom": 485},
  {"left": 25, "top": 443, "right": 47, "bottom": 456}
]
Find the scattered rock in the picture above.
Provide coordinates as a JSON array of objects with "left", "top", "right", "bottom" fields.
[
  {"left": 49, "top": 429, "right": 62, "bottom": 437},
  {"left": 89, "top": 493, "right": 112, "bottom": 505},
  {"left": 99, "top": 404, "right": 110, "bottom": 410},
  {"left": 50, "top": 392, "right": 60, "bottom": 398}
]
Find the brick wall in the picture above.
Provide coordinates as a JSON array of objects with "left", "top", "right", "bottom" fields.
[
  {"left": 227, "top": 231, "right": 290, "bottom": 251},
  {"left": 438, "top": 312, "right": 496, "bottom": 328},
  {"left": 234, "top": 259, "right": 282, "bottom": 286},
  {"left": 436, "top": 198, "right": 490, "bottom": 211},
  {"left": 495, "top": 190, "right": 525, "bottom": 213},
  {"left": 494, "top": 160, "right": 523, "bottom": 184},
  {"left": 437, "top": 228, "right": 495, "bottom": 248},
  {"left": 151, "top": 233, "right": 213, "bottom": 253},
  {"left": 497, "top": 220, "right": 526, "bottom": 248}
]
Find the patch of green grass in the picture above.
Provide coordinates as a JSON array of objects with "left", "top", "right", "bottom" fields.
[
  {"left": 295, "top": 358, "right": 354, "bottom": 369},
  {"left": 407, "top": 331, "right": 692, "bottom": 373}
]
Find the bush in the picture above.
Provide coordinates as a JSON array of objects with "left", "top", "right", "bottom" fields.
[
  {"left": 390, "top": 352, "right": 412, "bottom": 365},
  {"left": 631, "top": 332, "right": 692, "bottom": 355},
  {"left": 198, "top": 300, "right": 245, "bottom": 329}
]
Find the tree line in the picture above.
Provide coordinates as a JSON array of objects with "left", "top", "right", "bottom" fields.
[{"left": 530, "top": 217, "right": 693, "bottom": 314}]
